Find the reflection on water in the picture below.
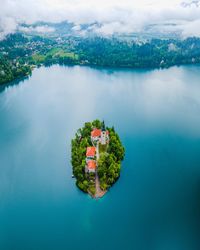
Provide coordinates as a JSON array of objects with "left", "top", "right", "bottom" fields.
[{"left": 0, "top": 65, "right": 200, "bottom": 250}]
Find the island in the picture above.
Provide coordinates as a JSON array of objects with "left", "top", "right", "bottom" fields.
[{"left": 71, "top": 120, "right": 125, "bottom": 198}]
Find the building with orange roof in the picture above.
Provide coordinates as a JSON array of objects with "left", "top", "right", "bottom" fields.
[
  {"left": 86, "top": 146, "right": 96, "bottom": 158},
  {"left": 91, "top": 128, "right": 101, "bottom": 139},
  {"left": 91, "top": 122, "right": 109, "bottom": 145},
  {"left": 85, "top": 160, "right": 96, "bottom": 173}
]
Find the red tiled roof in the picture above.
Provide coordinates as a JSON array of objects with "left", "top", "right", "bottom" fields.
[
  {"left": 86, "top": 147, "right": 96, "bottom": 157},
  {"left": 87, "top": 160, "right": 96, "bottom": 170},
  {"left": 106, "top": 130, "right": 109, "bottom": 135},
  {"left": 91, "top": 129, "right": 101, "bottom": 137}
]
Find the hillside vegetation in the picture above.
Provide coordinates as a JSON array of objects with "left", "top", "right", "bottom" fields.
[{"left": 1, "top": 33, "right": 200, "bottom": 85}]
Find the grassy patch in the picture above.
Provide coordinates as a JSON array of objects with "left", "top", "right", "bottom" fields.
[
  {"left": 99, "top": 143, "right": 108, "bottom": 154},
  {"left": 31, "top": 54, "right": 45, "bottom": 63},
  {"left": 46, "top": 48, "right": 79, "bottom": 60}
]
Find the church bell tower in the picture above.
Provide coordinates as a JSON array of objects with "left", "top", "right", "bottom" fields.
[{"left": 101, "top": 121, "right": 106, "bottom": 145}]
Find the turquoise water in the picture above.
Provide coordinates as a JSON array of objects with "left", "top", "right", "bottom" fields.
[{"left": 0, "top": 65, "right": 200, "bottom": 250}]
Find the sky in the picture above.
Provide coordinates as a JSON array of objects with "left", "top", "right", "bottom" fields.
[{"left": 1, "top": 0, "right": 200, "bottom": 38}]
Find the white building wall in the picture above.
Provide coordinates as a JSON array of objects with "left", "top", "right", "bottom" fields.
[{"left": 101, "top": 131, "right": 106, "bottom": 145}]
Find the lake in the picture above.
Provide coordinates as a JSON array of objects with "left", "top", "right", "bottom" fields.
[{"left": 0, "top": 65, "right": 200, "bottom": 250}]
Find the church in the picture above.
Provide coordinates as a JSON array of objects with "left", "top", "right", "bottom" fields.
[{"left": 91, "top": 121, "right": 109, "bottom": 145}]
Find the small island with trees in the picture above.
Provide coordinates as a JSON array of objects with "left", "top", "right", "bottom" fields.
[{"left": 71, "top": 120, "right": 125, "bottom": 198}]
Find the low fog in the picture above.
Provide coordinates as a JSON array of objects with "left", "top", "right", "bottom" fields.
[{"left": 1, "top": 0, "right": 200, "bottom": 38}]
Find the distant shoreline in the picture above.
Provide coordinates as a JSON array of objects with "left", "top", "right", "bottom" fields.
[{"left": 2, "top": 62, "right": 200, "bottom": 89}]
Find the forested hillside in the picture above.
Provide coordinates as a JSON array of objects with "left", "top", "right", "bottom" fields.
[{"left": 1, "top": 33, "right": 200, "bottom": 85}]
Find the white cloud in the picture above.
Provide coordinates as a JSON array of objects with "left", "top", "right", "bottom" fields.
[
  {"left": 1, "top": 0, "right": 200, "bottom": 38},
  {"left": 18, "top": 25, "right": 55, "bottom": 34},
  {"left": 181, "top": 19, "right": 200, "bottom": 37}
]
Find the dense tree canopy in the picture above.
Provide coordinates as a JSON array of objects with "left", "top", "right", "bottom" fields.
[
  {"left": 0, "top": 56, "right": 31, "bottom": 85},
  {"left": 98, "top": 127, "right": 125, "bottom": 190},
  {"left": 1, "top": 33, "right": 200, "bottom": 85}
]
